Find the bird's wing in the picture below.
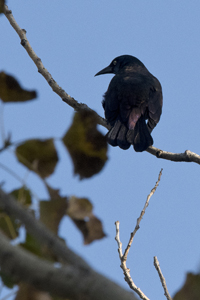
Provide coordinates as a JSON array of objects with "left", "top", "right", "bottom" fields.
[
  {"left": 147, "top": 78, "right": 163, "bottom": 132},
  {"left": 102, "top": 76, "right": 122, "bottom": 126}
]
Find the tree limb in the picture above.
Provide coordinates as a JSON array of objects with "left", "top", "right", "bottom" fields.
[
  {"left": 154, "top": 256, "right": 172, "bottom": 300},
  {"left": 0, "top": 189, "right": 137, "bottom": 300},
  {"left": 3, "top": 5, "right": 108, "bottom": 130},
  {"left": 3, "top": 4, "right": 200, "bottom": 165},
  {"left": 123, "top": 169, "right": 163, "bottom": 262},
  {"left": 115, "top": 170, "right": 164, "bottom": 300},
  {"left": 115, "top": 221, "right": 150, "bottom": 300},
  {"left": 0, "top": 189, "right": 88, "bottom": 270},
  {"left": 0, "top": 231, "right": 135, "bottom": 300},
  {"left": 146, "top": 147, "right": 200, "bottom": 165}
]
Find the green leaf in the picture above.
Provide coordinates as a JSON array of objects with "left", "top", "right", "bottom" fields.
[
  {"left": 16, "top": 138, "right": 58, "bottom": 178},
  {"left": 0, "top": 271, "right": 16, "bottom": 289},
  {"left": 0, "top": 213, "right": 20, "bottom": 239},
  {"left": 20, "top": 233, "right": 42, "bottom": 258},
  {"left": 62, "top": 111, "right": 108, "bottom": 179},
  {"left": 10, "top": 186, "right": 32, "bottom": 206},
  {"left": 20, "top": 231, "right": 60, "bottom": 263},
  {"left": 0, "top": 187, "right": 32, "bottom": 239},
  {"left": 0, "top": 72, "right": 37, "bottom": 102},
  {"left": 173, "top": 273, "right": 200, "bottom": 300}
]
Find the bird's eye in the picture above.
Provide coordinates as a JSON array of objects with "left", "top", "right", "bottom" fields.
[{"left": 113, "top": 60, "right": 117, "bottom": 66}]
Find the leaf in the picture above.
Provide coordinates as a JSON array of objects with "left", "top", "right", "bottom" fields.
[
  {"left": 20, "top": 233, "right": 42, "bottom": 258},
  {"left": 10, "top": 186, "right": 32, "bottom": 206},
  {"left": 40, "top": 196, "right": 67, "bottom": 234},
  {"left": 0, "top": 187, "right": 32, "bottom": 239},
  {"left": 39, "top": 189, "right": 67, "bottom": 260},
  {"left": 173, "top": 273, "right": 200, "bottom": 300},
  {"left": 16, "top": 138, "right": 58, "bottom": 178},
  {"left": 67, "top": 196, "right": 93, "bottom": 219},
  {"left": 0, "top": 0, "right": 5, "bottom": 14},
  {"left": 0, "top": 72, "right": 37, "bottom": 102},
  {"left": 0, "top": 271, "right": 16, "bottom": 289},
  {"left": 0, "top": 212, "right": 20, "bottom": 239},
  {"left": 62, "top": 110, "right": 108, "bottom": 179},
  {"left": 66, "top": 196, "right": 106, "bottom": 244},
  {"left": 20, "top": 232, "right": 61, "bottom": 263},
  {"left": 73, "top": 216, "right": 106, "bottom": 245},
  {"left": 21, "top": 186, "right": 67, "bottom": 262}
]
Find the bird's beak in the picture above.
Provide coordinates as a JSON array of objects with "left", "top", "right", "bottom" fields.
[{"left": 94, "top": 65, "right": 113, "bottom": 76}]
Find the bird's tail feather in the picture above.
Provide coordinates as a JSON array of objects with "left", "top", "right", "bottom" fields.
[
  {"left": 127, "top": 116, "right": 153, "bottom": 152},
  {"left": 107, "top": 120, "right": 131, "bottom": 150}
]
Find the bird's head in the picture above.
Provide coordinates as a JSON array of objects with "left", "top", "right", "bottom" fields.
[{"left": 95, "top": 55, "right": 145, "bottom": 76}]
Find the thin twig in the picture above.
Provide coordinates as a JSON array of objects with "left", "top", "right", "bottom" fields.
[
  {"left": 0, "top": 162, "right": 40, "bottom": 202},
  {"left": 115, "top": 221, "right": 150, "bottom": 300},
  {"left": 154, "top": 256, "right": 172, "bottom": 300},
  {"left": 0, "top": 162, "right": 27, "bottom": 186},
  {"left": 115, "top": 169, "right": 163, "bottom": 300},
  {"left": 123, "top": 169, "right": 163, "bottom": 261},
  {"left": 3, "top": 5, "right": 200, "bottom": 165}
]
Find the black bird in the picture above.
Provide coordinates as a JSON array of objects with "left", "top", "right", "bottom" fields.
[{"left": 95, "top": 55, "right": 163, "bottom": 152}]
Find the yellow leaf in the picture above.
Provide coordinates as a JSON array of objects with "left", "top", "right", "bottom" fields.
[
  {"left": 0, "top": 71, "right": 37, "bottom": 102},
  {"left": 62, "top": 111, "right": 108, "bottom": 179},
  {"left": 16, "top": 139, "right": 58, "bottom": 178}
]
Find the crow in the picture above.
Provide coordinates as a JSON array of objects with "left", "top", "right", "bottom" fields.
[{"left": 95, "top": 55, "right": 163, "bottom": 152}]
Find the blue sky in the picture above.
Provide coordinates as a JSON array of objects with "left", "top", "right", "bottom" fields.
[{"left": 2, "top": 1, "right": 200, "bottom": 299}]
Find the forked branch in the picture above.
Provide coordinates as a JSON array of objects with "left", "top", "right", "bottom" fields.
[
  {"left": 115, "top": 170, "right": 171, "bottom": 300},
  {"left": 3, "top": 4, "right": 200, "bottom": 165}
]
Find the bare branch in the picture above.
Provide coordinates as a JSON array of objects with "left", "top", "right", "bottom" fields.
[
  {"left": 123, "top": 169, "right": 163, "bottom": 261},
  {"left": 115, "top": 221, "right": 150, "bottom": 300},
  {"left": 115, "top": 169, "right": 163, "bottom": 300},
  {"left": 3, "top": 5, "right": 200, "bottom": 165},
  {"left": 154, "top": 256, "right": 172, "bottom": 300},
  {"left": 3, "top": 5, "right": 108, "bottom": 130},
  {"left": 146, "top": 146, "right": 200, "bottom": 165}
]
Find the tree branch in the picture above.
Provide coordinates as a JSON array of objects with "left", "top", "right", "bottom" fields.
[
  {"left": 0, "top": 189, "right": 88, "bottom": 270},
  {"left": 154, "top": 256, "right": 172, "bottom": 300},
  {"left": 115, "top": 221, "right": 150, "bottom": 300},
  {"left": 123, "top": 169, "right": 163, "bottom": 262},
  {"left": 3, "top": 4, "right": 200, "bottom": 165},
  {"left": 3, "top": 5, "right": 108, "bottom": 130},
  {"left": 0, "top": 189, "right": 137, "bottom": 300},
  {"left": 115, "top": 170, "right": 164, "bottom": 300},
  {"left": 146, "top": 146, "right": 200, "bottom": 165},
  {"left": 0, "top": 231, "right": 135, "bottom": 300}
]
